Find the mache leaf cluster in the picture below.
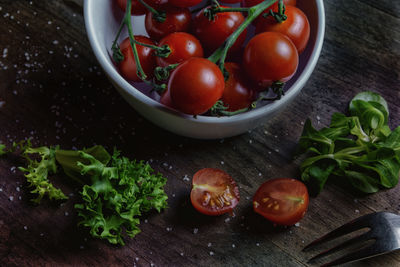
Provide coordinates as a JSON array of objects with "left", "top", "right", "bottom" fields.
[{"left": 297, "top": 91, "right": 400, "bottom": 195}]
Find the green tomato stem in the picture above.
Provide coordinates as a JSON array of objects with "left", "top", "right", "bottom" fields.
[
  {"left": 125, "top": 0, "right": 147, "bottom": 81},
  {"left": 208, "top": 0, "right": 278, "bottom": 70},
  {"left": 137, "top": 0, "right": 166, "bottom": 23}
]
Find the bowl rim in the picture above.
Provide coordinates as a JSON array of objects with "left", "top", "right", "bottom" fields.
[{"left": 84, "top": 0, "right": 325, "bottom": 124}]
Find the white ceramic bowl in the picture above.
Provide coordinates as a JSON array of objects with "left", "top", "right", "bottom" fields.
[{"left": 84, "top": 0, "right": 325, "bottom": 139}]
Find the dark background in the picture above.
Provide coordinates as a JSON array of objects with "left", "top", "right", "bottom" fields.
[{"left": 0, "top": 0, "right": 399, "bottom": 266}]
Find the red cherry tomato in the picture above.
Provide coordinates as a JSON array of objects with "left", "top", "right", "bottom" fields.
[
  {"left": 255, "top": 6, "right": 310, "bottom": 53},
  {"left": 117, "top": 36, "right": 156, "bottom": 82},
  {"left": 145, "top": 6, "right": 191, "bottom": 41},
  {"left": 168, "top": 58, "right": 225, "bottom": 115},
  {"left": 193, "top": 6, "right": 248, "bottom": 54},
  {"left": 157, "top": 32, "right": 204, "bottom": 68},
  {"left": 253, "top": 178, "right": 309, "bottom": 226},
  {"left": 169, "top": 0, "right": 202, "bottom": 8},
  {"left": 116, "top": 0, "right": 168, "bottom": 15},
  {"left": 243, "top": 32, "right": 298, "bottom": 87},
  {"left": 190, "top": 168, "right": 240, "bottom": 216},
  {"left": 222, "top": 62, "right": 255, "bottom": 111},
  {"left": 160, "top": 88, "right": 174, "bottom": 108}
]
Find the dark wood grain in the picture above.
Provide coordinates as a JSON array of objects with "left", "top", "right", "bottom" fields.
[{"left": 1, "top": 0, "right": 400, "bottom": 266}]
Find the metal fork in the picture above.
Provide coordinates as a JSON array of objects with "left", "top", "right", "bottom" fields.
[{"left": 303, "top": 212, "right": 400, "bottom": 266}]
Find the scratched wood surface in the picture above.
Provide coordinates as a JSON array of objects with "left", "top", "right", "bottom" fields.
[{"left": 0, "top": 0, "right": 400, "bottom": 266}]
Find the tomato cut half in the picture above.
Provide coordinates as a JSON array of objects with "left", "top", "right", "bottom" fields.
[
  {"left": 253, "top": 178, "right": 309, "bottom": 226},
  {"left": 190, "top": 168, "right": 240, "bottom": 216}
]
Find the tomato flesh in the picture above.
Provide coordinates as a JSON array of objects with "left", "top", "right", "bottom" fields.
[
  {"left": 253, "top": 178, "right": 309, "bottom": 226},
  {"left": 191, "top": 168, "right": 240, "bottom": 216}
]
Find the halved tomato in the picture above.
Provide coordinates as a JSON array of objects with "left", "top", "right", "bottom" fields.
[
  {"left": 190, "top": 168, "right": 240, "bottom": 216},
  {"left": 253, "top": 178, "right": 309, "bottom": 225}
]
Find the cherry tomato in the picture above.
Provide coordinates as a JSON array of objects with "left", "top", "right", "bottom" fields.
[
  {"left": 243, "top": 32, "right": 298, "bottom": 87},
  {"left": 255, "top": 6, "right": 310, "bottom": 53},
  {"left": 190, "top": 168, "right": 240, "bottom": 216},
  {"left": 253, "top": 178, "right": 309, "bottom": 226},
  {"left": 118, "top": 36, "right": 156, "bottom": 82},
  {"left": 160, "top": 88, "right": 174, "bottom": 108},
  {"left": 193, "top": 6, "right": 248, "bottom": 54},
  {"left": 168, "top": 58, "right": 225, "bottom": 115},
  {"left": 116, "top": 0, "right": 168, "bottom": 16},
  {"left": 156, "top": 32, "right": 204, "bottom": 68},
  {"left": 222, "top": 62, "right": 255, "bottom": 111},
  {"left": 169, "top": 0, "right": 202, "bottom": 8},
  {"left": 145, "top": 6, "right": 191, "bottom": 41}
]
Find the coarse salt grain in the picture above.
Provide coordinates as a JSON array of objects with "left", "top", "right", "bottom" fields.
[
  {"left": 209, "top": 251, "right": 214, "bottom": 256},
  {"left": 193, "top": 228, "right": 198, "bottom": 234}
]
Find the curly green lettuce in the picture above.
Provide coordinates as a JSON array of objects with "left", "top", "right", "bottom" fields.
[
  {"left": 56, "top": 148, "right": 168, "bottom": 245},
  {"left": 19, "top": 146, "right": 68, "bottom": 203}
]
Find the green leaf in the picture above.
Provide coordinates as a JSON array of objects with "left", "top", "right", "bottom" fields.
[
  {"left": 0, "top": 143, "right": 6, "bottom": 156},
  {"left": 349, "top": 91, "right": 389, "bottom": 116},
  {"left": 74, "top": 149, "right": 168, "bottom": 245},
  {"left": 381, "top": 126, "right": 400, "bottom": 155},
  {"left": 345, "top": 171, "right": 380, "bottom": 193},
  {"left": 301, "top": 159, "right": 337, "bottom": 195},
  {"left": 296, "top": 119, "right": 335, "bottom": 155},
  {"left": 55, "top": 145, "right": 111, "bottom": 184},
  {"left": 19, "top": 145, "right": 68, "bottom": 203}
]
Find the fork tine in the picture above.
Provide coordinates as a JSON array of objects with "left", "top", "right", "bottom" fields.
[
  {"left": 307, "top": 231, "right": 373, "bottom": 263},
  {"left": 321, "top": 244, "right": 379, "bottom": 267},
  {"left": 303, "top": 213, "right": 375, "bottom": 251}
]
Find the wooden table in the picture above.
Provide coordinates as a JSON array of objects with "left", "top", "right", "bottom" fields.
[{"left": 1, "top": 0, "right": 399, "bottom": 266}]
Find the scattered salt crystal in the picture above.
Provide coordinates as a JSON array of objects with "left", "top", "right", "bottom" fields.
[
  {"left": 209, "top": 251, "right": 214, "bottom": 256},
  {"left": 193, "top": 228, "right": 198, "bottom": 234},
  {"left": 220, "top": 161, "right": 224, "bottom": 165},
  {"left": 232, "top": 244, "right": 236, "bottom": 248},
  {"left": 135, "top": 257, "right": 139, "bottom": 261},
  {"left": 65, "top": 212, "right": 69, "bottom": 216},
  {"left": 23, "top": 226, "right": 28, "bottom": 230},
  {"left": 162, "top": 162, "right": 168, "bottom": 167},
  {"left": 166, "top": 227, "right": 172, "bottom": 232},
  {"left": 256, "top": 243, "right": 260, "bottom": 246},
  {"left": 144, "top": 219, "right": 148, "bottom": 223},
  {"left": 295, "top": 222, "right": 300, "bottom": 227},
  {"left": 180, "top": 252, "right": 184, "bottom": 256},
  {"left": 183, "top": 175, "right": 190, "bottom": 181},
  {"left": 355, "top": 209, "right": 360, "bottom": 213},
  {"left": 80, "top": 245, "right": 84, "bottom": 249},
  {"left": 48, "top": 20, "right": 52, "bottom": 24},
  {"left": 52, "top": 40, "right": 59, "bottom": 45},
  {"left": 0, "top": 188, "right": 3, "bottom": 192},
  {"left": 207, "top": 242, "right": 212, "bottom": 247},
  {"left": 0, "top": 101, "right": 5, "bottom": 108},
  {"left": 40, "top": 233, "right": 44, "bottom": 237},
  {"left": 224, "top": 217, "right": 231, "bottom": 223},
  {"left": 16, "top": 186, "right": 20, "bottom": 192},
  {"left": 9, "top": 196, "right": 14, "bottom": 201},
  {"left": 249, "top": 140, "right": 253, "bottom": 144},
  {"left": 258, "top": 172, "right": 262, "bottom": 176}
]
